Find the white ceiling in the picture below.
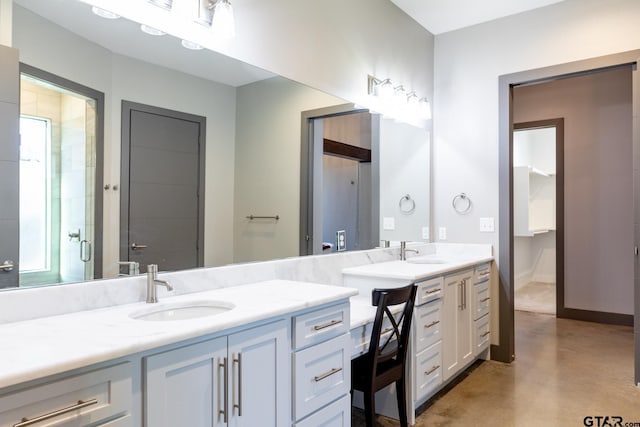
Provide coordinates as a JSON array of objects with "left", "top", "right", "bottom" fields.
[{"left": 390, "top": 0, "right": 567, "bottom": 34}]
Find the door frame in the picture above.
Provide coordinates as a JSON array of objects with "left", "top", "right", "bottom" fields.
[
  {"left": 120, "top": 101, "right": 206, "bottom": 268},
  {"left": 299, "top": 103, "right": 375, "bottom": 255},
  {"left": 20, "top": 63, "right": 105, "bottom": 280},
  {"left": 497, "top": 50, "right": 640, "bottom": 386},
  {"left": 513, "top": 118, "right": 564, "bottom": 316}
]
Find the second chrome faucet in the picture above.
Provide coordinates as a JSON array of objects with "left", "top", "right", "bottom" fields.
[{"left": 146, "top": 264, "right": 173, "bottom": 303}]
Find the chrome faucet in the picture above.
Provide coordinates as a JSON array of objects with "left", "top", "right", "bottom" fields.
[
  {"left": 146, "top": 264, "right": 173, "bottom": 303},
  {"left": 400, "top": 241, "right": 419, "bottom": 261},
  {"left": 117, "top": 261, "right": 139, "bottom": 276}
]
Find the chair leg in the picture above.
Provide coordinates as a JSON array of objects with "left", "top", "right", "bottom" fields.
[
  {"left": 364, "top": 388, "right": 376, "bottom": 427},
  {"left": 396, "top": 378, "right": 408, "bottom": 427}
]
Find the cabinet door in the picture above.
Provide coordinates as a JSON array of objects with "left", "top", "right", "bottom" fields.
[
  {"left": 145, "top": 337, "right": 227, "bottom": 427},
  {"left": 227, "top": 320, "right": 289, "bottom": 427},
  {"left": 442, "top": 270, "right": 473, "bottom": 381}
]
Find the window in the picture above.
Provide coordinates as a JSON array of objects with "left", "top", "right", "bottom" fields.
[{"left": 19, "top": 116, "right": 51, "bottom": 272}]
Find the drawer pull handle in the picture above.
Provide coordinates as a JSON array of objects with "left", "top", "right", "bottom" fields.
[
  {"left": 424, "top": 288, "right": 441, "bottom": 295},
  {"left": 314, "top": 367, "right": 343, "bottom": 382},
  {"left": 480, "top": 297, "right": 491, "bottom": 302},
  {"left": 15, "top": 399, "right": 98, "bottom": 427},
  {"left": 424, "top": 365, "right": 440, "bottom": 376},
  {"left": 424, "top": 320, "right": 440, "bottom": 328},
  {"left": 313, "top": 319, "right": 342, "bottom": 331},
  {"left": 481, "top": 331, "right": 491, "bottom": 337}
]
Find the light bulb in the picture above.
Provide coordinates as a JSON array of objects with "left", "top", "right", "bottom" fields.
[
  {"left": 211, "top": 0, "right": 235, "bottom": 39},
  {"left": 140, "top": 24, "right": 166, "bottom": 36},
  {"left": 181, "top": 40, "right": 204, "bottom": 50},
  {"left": 376, "top": 79, "right": 394, "bottom": 101},
  {"left": 419, "top": 98, "right": 432, "bottom": 120}
]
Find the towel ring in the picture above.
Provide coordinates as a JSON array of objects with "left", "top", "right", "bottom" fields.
[
  {"left": 452, "top": 193, "right": 472, "bottom": 214},
  {"left": 399, "top": 194, "right": 416, "bottom": 214}
]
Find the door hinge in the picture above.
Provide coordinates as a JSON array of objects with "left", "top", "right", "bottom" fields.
[
  {"left": 635, "top": 246, "right": 638, "bottom": 256},
  {"left": 306, "top": 235, "right": 310, "bottom": 242}
]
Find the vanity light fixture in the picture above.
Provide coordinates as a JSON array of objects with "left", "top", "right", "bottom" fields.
[
  {"left": 140, "top": 24, "right": 166, "bottom": 36},
  {"left": 91, "top": 6, "right": 120, "bottom": 19},
  {"left": 367, "top": 74, "right": 432, "bottom": 122},
  {"left": 181, "top": 40, "right": 204, "bottom": 50},
  {"left": 210, "top": 0, "right": 235, "bottom": 39}
]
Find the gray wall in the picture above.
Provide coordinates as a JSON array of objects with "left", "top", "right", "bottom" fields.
[{"left": 513, "top": 66, "right": 633, "bottom": 315}]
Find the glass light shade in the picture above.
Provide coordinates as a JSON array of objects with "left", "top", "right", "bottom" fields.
[
  {"left": 140, "top": 24, "right": 166, "bottom": 36},
  {"left": 91, "top": 6, "right": 120, "bottom": 19},
  {"left": 211, "top": 0, "right": 235, "bottom": 39},
  {"left": 419, "top": 98, "right": 432, "bottom": 120},
  {"left": 181, "top": 40, "right": 204, "bottom": 50},
  {"left": 376, "top": 79, "right": 394, "bottom": 101}
]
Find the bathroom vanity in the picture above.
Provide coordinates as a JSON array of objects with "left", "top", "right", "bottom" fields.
[
  {"left": 0, "top": 243, "right": 493, "bottom": 427},
  {"left": 0, "top": 281, "right": 355, "bottom": 427},
  {"left": 345, "top": 249, "right": 493, "bottom": 425}
]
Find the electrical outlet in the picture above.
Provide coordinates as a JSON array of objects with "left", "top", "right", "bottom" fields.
[
  {"left": 439, "top": 227, "right": 447, "bottom": 240},
  {"left": 479, "top": 217, "right": 495, "bottom": 232},
  {"left": 383, "top": 217, "right": 395, "bottom": 230},
  {"left": 336, "top": 230, "right": 346, "bottom": 251},
  {"left": 422, "top": 226, "right": 429, "bottom": 240}
]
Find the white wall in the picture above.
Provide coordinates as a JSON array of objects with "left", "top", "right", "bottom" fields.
[
  {"left": 433, "top": 0, "right": 640, "bottom": 261},
  {"left": 14, "top": 6, "right": 237, "bottom": 274}
]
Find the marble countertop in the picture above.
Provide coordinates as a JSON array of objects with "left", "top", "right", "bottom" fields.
[
  {"left": 0, "top": 280, "right": 357, "bottom": 389},
  {"left": 342, "top": 254, "right": 493, "bottom": 281}
]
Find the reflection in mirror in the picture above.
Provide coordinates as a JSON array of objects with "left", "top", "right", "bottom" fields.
[{"left": 4, "top": 0, "right": 431, "bottom": 290}]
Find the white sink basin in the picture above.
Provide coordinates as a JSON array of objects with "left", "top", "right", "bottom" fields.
[
  {"left": 130, "top": 300, "right": 235, "bottom": 321},
  {"left": 405, "top": 256, "right": 449, "bottom": 264}
]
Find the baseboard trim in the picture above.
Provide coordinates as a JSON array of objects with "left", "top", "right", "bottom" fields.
[{"left": 558, "top": 307, "right": 633, "bottom": 326}]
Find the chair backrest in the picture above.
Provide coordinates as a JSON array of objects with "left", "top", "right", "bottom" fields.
[{"left": 367, "top": 283, "right": 417, "bottom": 370}]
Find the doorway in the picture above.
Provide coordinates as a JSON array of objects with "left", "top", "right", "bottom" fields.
[
  {"left": 18, "top": 65, "right": 103, "bottom": 287},
  {"left": 299, "top": 104, "right": 378, "bottom": 255},
  {"left": 496, "top": 51, "right": 640, "bottom": 386},
  {"left": 120, "top": 101, "right": 205, "bottom": 273},
  {"left": 512, "top": 120, "right": 562, "bottom": 316}
]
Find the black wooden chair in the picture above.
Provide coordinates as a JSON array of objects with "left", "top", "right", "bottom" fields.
[{"left": 351, "top": 283, "right": 418, "bottom": 427}]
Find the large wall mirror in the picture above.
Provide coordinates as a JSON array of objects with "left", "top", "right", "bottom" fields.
[{"left": 1, "top": 0, "right": 431, "bottom": 290}]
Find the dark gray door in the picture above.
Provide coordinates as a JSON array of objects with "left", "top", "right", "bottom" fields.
[
  {"left": 121, "top": 102, "right": 205, "bottom": 273},
  {"left": 0, "top": 46, "right": 20, "bottom": 288}
]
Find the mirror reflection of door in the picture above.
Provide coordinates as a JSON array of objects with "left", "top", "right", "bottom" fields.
[
  {"left": 314, "top": 112, "right": 374, "bottom": 254},
  {"left": 16, "top": 66, "right": 103, "bottom": 287},
  {"left": 513, "top": 122, "right": 560, "bottom": 315},
  {"left": 120, "top": 102, "right": 205, "bottom": 274}
]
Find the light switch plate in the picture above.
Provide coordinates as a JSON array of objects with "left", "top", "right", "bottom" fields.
[
  {"left": 479, "top": 217, "right": 495, "bottom": 232},
  {"left": 336, "top": 230, "right": 346, "bottom": 251},
  {"left": 383, "top": 217, "right": 395, "bottom": 230},
  {"left": 438, "top": 227, "right": 447, "bottom": 240},
  {"left": 421, "top": 226, "right": 429, "bottom": 240}
]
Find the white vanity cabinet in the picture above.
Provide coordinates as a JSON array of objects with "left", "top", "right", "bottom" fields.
[
  {"left": 0, "top": 363, "right": 133, "bottom": 427},
  {"left": 442, "top": 269, "right": 474, "bottom": 382},
  {"left": 291, "top": 302, "right": 351, "bottom": 426},
  {"left": 144, "top": 320, "right": 289, "bottom": 427}
]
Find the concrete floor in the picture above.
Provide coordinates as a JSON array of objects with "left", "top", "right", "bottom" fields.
[
  {"left": 515, "top": 282, "right": 556, "bottom": 315},
  {"left": 353, "top": 311, "right": 638, "bottom": 426}
]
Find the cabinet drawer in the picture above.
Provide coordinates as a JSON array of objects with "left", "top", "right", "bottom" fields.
[
  {"left": 294, "top": 394, "right": 350, "bottom": 427},
  {"left": 0, "top": 363, "right": 132, "bottom": 427},
  {"left": 293, "top": 302, "right": 349, "bottom": 349},
  {"left": 416, "top": 277, "right": 444, "bottom": 306},
  {"left": 293, "top": 334, "right": 350, "bottom": 420},
  {"left": 414, "top": 298, "right": 442, "bottom": 352},
  {"left": 414, "top": 341, "right": 443, "bottom": 402},
  {"left": 474, "top": 314, "right": 491, "bottom": 355},
  {"left": 473, "top": 279, "right": 490, "bottom": 320},
  {"left": 350, "top": 315, "right": 397, "bottom": 358}
]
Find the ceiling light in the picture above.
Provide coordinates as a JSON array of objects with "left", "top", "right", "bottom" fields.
[
  {"left": 91, "top": 6, "right": 120, "bottom": 19},
  {"left": 140, "top": 24, "right": 166, "bottom": 36},
  {"left": 181, "top": 40, "right": 204, "bottom": 50},
  {"left": 210, "top": 0, "right": 235, "bottom": 39}
]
